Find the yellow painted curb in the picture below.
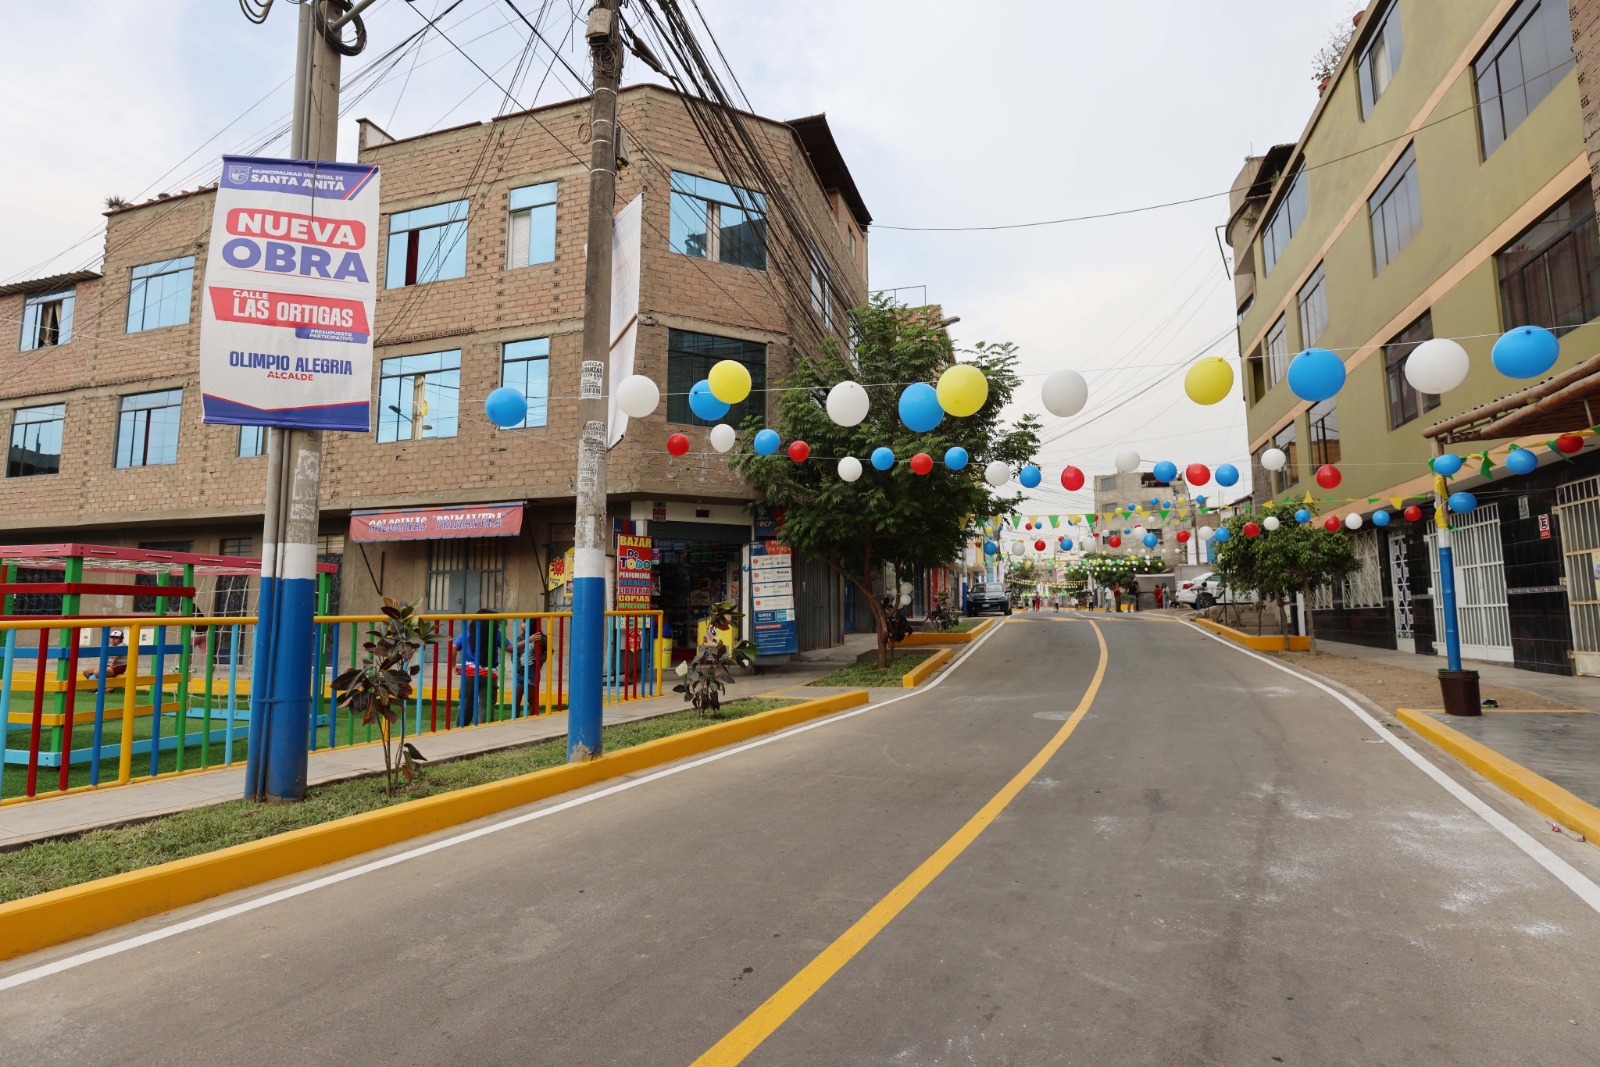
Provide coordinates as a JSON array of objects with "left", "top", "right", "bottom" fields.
[
  {"left": 0, "top": 690, "right": 871, "bottom": 964},
  {"left": 1397, "top": 707, "right": 1600, "bottom": 846},
  {"left": 1193, "top": 617, "right": 1310, "bottom": 652},
  {"left": 902, "top": 648, "right": 953, "bottom": 688},
  {"left": 898, "top": 617, "right": 998, "bottom": 647}
]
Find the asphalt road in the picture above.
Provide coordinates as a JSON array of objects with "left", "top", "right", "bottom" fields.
[{"left": 5, "top": 613, "right": 1600, "bottom": 1066}]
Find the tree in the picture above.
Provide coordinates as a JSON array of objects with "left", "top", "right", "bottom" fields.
[
  {"left": 331, "top": 598, "right": 439, "bottom": 796},
  {"left": 1311, "top": 7, "right": 1358, "bottom": 85},
  {"left": 736, "top": 299, "right": 1039, "bottom": 667},
  {"left": 1209, "top": 503, "right": 1359, "bottom": 653}
]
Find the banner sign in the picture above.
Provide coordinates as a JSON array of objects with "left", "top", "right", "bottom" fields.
[
  {"left": 749, "top": 540, "right": 798, "bottom": 656},
  {"left": 349, "top": 503, "right": 523, "bottom": 543},
  {"left": 616, "top": 534, "right": 654, "bottom": 608},
  {"left": 200, "top": 155, "right": 380, "bottom": 431}
]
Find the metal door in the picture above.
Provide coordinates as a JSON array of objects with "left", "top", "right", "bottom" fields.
[
  {"left": 1426, "top": 504, "right": 1512, "bottom": 663},
  {"left": 1389, "top": 531, "right": 1414, "bottom": 651},
  {"left": 1556, "top": 474, "right": 1600, "bottom": 674}
]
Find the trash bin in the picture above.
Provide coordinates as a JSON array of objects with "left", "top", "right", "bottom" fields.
[{"left": 1438, "top": 669, "right": 1481, "bottom": 717}]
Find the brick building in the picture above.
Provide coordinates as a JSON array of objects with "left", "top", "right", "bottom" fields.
[{"left": 0, "top": 85, "right": 870, "bottom": 655}]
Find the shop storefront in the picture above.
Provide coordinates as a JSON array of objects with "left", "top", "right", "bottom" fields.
[
  {"left": 648, "top": 519, "right": 746, "bottom": 659},
  {"left": 347, "top": 502, "right": 527, "bottom": 612}
]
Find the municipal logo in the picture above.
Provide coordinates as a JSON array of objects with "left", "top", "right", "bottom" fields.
[{"left": 228, "top": 164, "right": 252, "bottom": 184}]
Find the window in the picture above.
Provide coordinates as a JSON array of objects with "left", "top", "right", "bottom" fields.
[
  {"left": 377, "top": 350, "right": 460, "bottom": 442},
  {"left": 238, "top": 425, "right": 266, "bottom": 458},
  {"left": 1370, "top": 145, "right": 1422, "bottom": 274},
  {"left": 500, "top": 338, "right": 549, "bottom": 429},
  {"left": 1265, "top": 314, "right": 1291, "bottom": 387},
  {"left": 1262, "top": 164, "right": 1307, "bottom": 275},
  {"left": 126, "top": 257, "right": 194, "bottom": 333},
  {"left": 1475, "top": 0, "right": 1575, "bottom": 157},
  {"left": 809, "top": 249, "right": 832, "bottom": 329},
  {"left": 219, "top": 537, "right": 252, "bottom": 557},
  {"left": 1384, "top": 311, "right": 1440, "bottom": 429},
  {"left": 1343, "top": 530, "right": 1385, "bottom": 608},
  {"left": 1358, "top": 2, "right": 1405, "bottom": 118},
  {"left": 666, "top": 330, "right": 766, "bottom": 426},
  {"left": 1298, "top": 263, "right": 1329, "bottom": 345},
  {"left": 1498, "top": 183, "right": 1600, "bottom": 331},
  {"left": 849, "top": 230, "right": 858, "bottom": 261},
  {"left": 426, "top": 539, "right": 506, "bottom": 613},
  {"left": 507, "top": 182, "right": 557, "bottom": 269},
  {"left": 7, "top": 404, "right": 64, "bottom": 477},
  {"left": 1271, "top": 421, "right": 1298, "bottom": 497},
  {"left": 1310, "top": 399, "right": 1340, "bottom": 467},
  {"left": 20, "top": 288, "right": 74, "bottom": 350},
  {"left": 115, "top": 389, "right": 182, "bottom": 468},
  {"left": 669, "top": 172, "right": 767, "bottom": 270},
  {"left": 385, "top": 200, "right": 468, "bottom": 288}
]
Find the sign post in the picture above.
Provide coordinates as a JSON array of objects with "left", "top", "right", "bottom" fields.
[{"left": 749, "top": 541, "right": 799, "bottom": 657}]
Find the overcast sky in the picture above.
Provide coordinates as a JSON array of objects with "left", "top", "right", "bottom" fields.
[{"left": 0, "top": 0, "right": 1360, "bottom": 521}]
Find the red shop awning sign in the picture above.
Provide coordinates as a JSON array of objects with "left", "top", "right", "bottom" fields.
[{"left": 349, "top": 503, "right": 523, "bottom": 543}]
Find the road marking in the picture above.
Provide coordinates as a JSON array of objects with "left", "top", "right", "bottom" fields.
[
  {"left": 690, "top": 622, "right": 1110, "bottom": 1067},
  {"left": 1187, "top": 623, "right": 1600, "bottom": 915},
  {"left": 0, "top": 621, "right": 1021, "bottom": 992}
]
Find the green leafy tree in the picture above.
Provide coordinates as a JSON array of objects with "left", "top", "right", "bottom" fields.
[
  {"left": 331, "top": 598, "right": 439, "bottom": 796},
  {"left": 1210, "top": 503, "right": 1359, "bottom": 653},
  {"left": 736, "top": 300, "right": 1039, "bottom": 667}
]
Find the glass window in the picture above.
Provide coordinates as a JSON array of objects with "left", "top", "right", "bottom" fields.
[
  {"left": 1499, "top": 183, "right": 1600, "bottom": 331},
  {"left": 1476, "top": 0, "right": 1575, "bottom": 157},
  {"left": 1298, "top": 263, "right": 1329, "bottom": 345},
  {"left": 809, "top": 248, "right": 832, "bottom": 329},
  {"left": 1271, "top": 421, "right": 1298, "bottom": 497},
  {"left": 1262, "top": 164, "right": 1308, "bottom": 275},
  {"left": 1265, "top": 314, "right": 1291, "bottom": 388},
  {"left": 126, "top": 257, "right": 195, "bottom": 333},
  {"left": 7, "top": 403, "right": 64, "bottom": 478},
  {"left": 1370, "top": 145, "right": 1422, "bottom": 274},
  {"left": 666, "top": 329, "right": 766, "bottom": 426},
  {"left": 238, "top": 425, "right": 266, "bottom": 458},
  {"left": 219, "top": 537, "right": 252, "bottom": 557},
  {"left": 1358, "top": 2, "right": 1405, "bottom": 118},
  {"left": 507, "top": 182, "right": 557, "bottom": 269},
  {"left": 116, "top": 389, "right": 182, "bottom": 468},
  {"left": 20, "top": 288, "right": 75, "bottom": 350},
  {"left": 1384, "top": 311, "right": 1440, "bottom": 429},
  {"left": 500, "top": 337, "right": 550, "bottom": 429},
  {"left": 385, "top": 199, "right": 468, "bottom": 288},
  {"left": 377, "top": 350, "right": 460, "bottom": 442},
  {"left": 1310, "top": 400, "right": 1341, "bottom": 467},
  {"left": 669, "top": 172, "right": 767, "bottom": 270}
]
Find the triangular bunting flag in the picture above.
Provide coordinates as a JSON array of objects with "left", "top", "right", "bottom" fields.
[
  {"left": 1303, "top": 492, "right": 1314, "bottom": 505},
  {"left": 1389, "top": 497, "right": 1406, "bottom": 510},
  {"left": 1479, "top": 451, "right": 1493, "bottom": 479}
]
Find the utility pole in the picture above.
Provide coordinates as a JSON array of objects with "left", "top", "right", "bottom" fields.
[{"left": 569, "top": 0, "right": 625, "bottom": 762}]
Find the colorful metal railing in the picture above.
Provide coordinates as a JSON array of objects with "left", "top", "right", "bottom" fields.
[{"left": 0, "top": 609, "right": 663, "bottom": 805}]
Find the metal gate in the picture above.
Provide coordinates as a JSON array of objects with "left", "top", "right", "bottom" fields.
[
  {"left": 1426, "top": 504, "right": 1512, "bottom": 663},
  {"left": 1389, "top": 531, "right": 1414, "bottom": 651},
  {"left": 1556, "top": 474, "right": 1600, "bottom": 675}
]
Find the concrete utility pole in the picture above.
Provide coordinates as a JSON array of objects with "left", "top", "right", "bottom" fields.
[{"left": 568, "top": 0, "right": 624, "bottom": 762}]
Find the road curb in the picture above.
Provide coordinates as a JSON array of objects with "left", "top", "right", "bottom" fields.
[
  {"left": 1396, "top": 707, "right": 1600, "bottom": 846},
  {"left": 899, "top": 618, "right": 997, "bottom": 646},
  {"left": 1192, "top": 617, "right": 1310, "bottom": 652},
  {"left": 902, "top": 648, "right": 954, "bottom": 688},
  {"left": 0, "top": 690, "right": 871, "bottom": 965}
]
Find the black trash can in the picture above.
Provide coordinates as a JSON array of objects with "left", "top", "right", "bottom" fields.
[{"left": 1438, "top": 669, "right": 1481, "bottom": 717}]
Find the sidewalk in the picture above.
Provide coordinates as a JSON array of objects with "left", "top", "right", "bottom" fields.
[
  {"left": 1407, "top": 709, "right": 1600, "bottom": 810},
  {"left": 1315, "top": 641, "right": 1600, "bottom": 712},
  {"left": 0, "top": 655, "right": 855, "bottom": 850}
]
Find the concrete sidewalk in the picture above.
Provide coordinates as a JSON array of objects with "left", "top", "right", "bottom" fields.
[
  {"left": 1317, "top": 641, "right": 1600, "bottom": 712},
  {"left": 1409, "top": 708, "right": 1600, "bottom": 811}
]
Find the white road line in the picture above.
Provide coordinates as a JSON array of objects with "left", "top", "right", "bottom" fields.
[
  {"left": 0, "top": 620, "right": 1028, "bottom": 991},
  {"left": 1188, "top": 622, "right": 1600, "bottom": 914}
]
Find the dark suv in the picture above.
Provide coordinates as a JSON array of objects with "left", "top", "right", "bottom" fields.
[{"left": 965, "top": 581, "right": 1012, "bottom": 616}]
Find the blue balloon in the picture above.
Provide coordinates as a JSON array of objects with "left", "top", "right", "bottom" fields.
[
  {"left": 1149, "top": 497, "right": 1161, "bottom": 507},
  {"left": 754, "top": 428, "right": 781, "bottom": 455},
  {"left": 1213, "top": 527, "right": 1232, "bottom": 543},
  {"left": 1493, "top": 326, "right": 1560, "bottom": 379},
  {"left": 1506, "top": 447, "right": 1539, "bottom": 476},
  {"left": 898, "top": 382, "right": 944, "bottom": 433},
  {"left": 1195, "top": 495, "right": 1207, "bottom": 506},
  {"left": 1372, "top": 509, "right": 1391, "bottom": 527},
  {"left": 1295, "top": 509, "right": 1312, "bottom": 524},
  {"left": 944, "top": 446, "right": 970, "bottom": 470},
  {"left": 688, "top": 379, "right": 730, "bottom": 421},
  {"left": 1433, "top": 453, "right": 1464, "bottom": 477},
  {"left": 1287, "top": 348, "right": 1347, "bottom": 403},
  {"left": 1215, "top": 463, "right": 1240, "bottom": 487},
  {"left": 1449, "top": 491, "right": 1478, "bottom": 514},
  {"left": 1143, "top": 532, "right": 1159, "bottom": 548},
  {"left": 484, "top": 387, "right": 528, "bottom": 428},
  {"left": 1019, "top": 464, "right": 1042, "bottom": 488},
  {"left": 1152, "top": 461, "right": 1178, "bottom": 484},
  {"left": 983, "top": 541, "right": 999, "bottom": 556},
  {"left": 871, "top": 446, "right": 895, "bottom": 470},
  {"left": 1123, "top": 528, "right": 1131, "bottom": 535}
]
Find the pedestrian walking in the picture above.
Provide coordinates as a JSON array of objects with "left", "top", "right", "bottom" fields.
[
  {"left": 1130, "top": 578, "right": 1141, "bottom": 612},
  {"left": 1155, "top": 584, "right": 1166, "bottom": 610},
  {"left": 1109, "top": 583, "right": 1121, "bottom": 612},
  {"left": 1033, "top": 593, "right": 1042, "bottom": 612},
  {"left": 454, "top": 609, "right": 506, "bottom": 728}
]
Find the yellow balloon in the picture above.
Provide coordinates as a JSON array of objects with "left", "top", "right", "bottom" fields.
[
  {"left": 1185, "top": 357, "right": 1235, "bottom": 406},
  {"left": 936, "top": 364, "right": 989, "bottom": 417},
  {"left": 707, "top": 359, "right": 752, "bottom": 404}
]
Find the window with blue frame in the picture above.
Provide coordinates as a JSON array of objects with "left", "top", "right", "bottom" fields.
[
  {"left": 667, "top": 329, "right": 765, "bottom": 426},
  {"left": 386, "top": 200, "right": 469, "bottom": 288},
  {"left": 507, "top": 183, "right": 557, "bottom": 269},
  {"left": 115, "top": 389, "right": 182, "bottom": 468},
  {"left": 500, "top": 338, "right": 549, "bottom": 428},
  {"left": 126, "top": 257, "right": 194, "bottom": 333},
  {"left": 669, "top": 172, "right": 767, "bottom": 270},
  {"left": 20, "top": 288, "right": 74, "bottom": 350},
  {"left": 238, "top": 424, "right": 266, "bottom": 458},
  {"left": 7, "top": 403, "right": 64, "bottom": 477},
  {"left": 1261, "top": 165, "right": 1307, "bottom": 275},
  {"left": 377, "top": 350, "right": 460, "bottom": 442}
]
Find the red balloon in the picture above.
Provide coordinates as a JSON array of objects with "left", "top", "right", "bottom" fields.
[
  {"left": 1024, "top": 522, "right": 1033, "bottom": 530},
  {"left": 910, "top": 452, "right": 934, "bottom": 475},
  {"left": 788, "top": 440, "right": 810, "bottom": 462},
  {"left": 666, "top": 432, "right": 690, "bottom": 457},
  {"left": 1186, "top": 463, "right": 1211, "bottom": 486},
  {"left": 1244, "top": 522, "right": 1261, "bottom": 538},
  {"left": 1558, "top": 433, "right": 1585, "bottom": 455},
  {"left": 1316, "top": 464, "right": 1342, "bottom": 489},
  {"left": 1176, "top": 529, "right": 1192, "bottom": 544},
  {"left": 1060, "top": 465, "right": 1085, "bottom": 491},
  {"left": 1404, "top": 505, "right": 1423, "bottom": 522},
  {"left": 1034, "top": 539, "right": 1046, "bottom": 552},
  {"left": 1108, "top": 535, "right": 1123, "bottom": 548},
  {"left": 1323, "top": 515, "right": 1341, "bottom": 532}
]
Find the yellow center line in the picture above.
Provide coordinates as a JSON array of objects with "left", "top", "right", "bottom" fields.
[{"left": 690, "top": 621, "right": 1110, "bottom": 1066}]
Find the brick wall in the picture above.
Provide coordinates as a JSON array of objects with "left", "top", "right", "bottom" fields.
[{"left": 1574, "top": 0, "right": 1600, "bottom": 215}]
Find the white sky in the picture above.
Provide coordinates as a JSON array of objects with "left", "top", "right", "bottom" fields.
[{"left": 0, "top": 0, "right": 1359, "bottom": 521}]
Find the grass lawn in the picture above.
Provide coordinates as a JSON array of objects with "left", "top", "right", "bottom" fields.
[
  {"left": 934, "top": 618, "right": 985, "bottom": 633},
  {"left": 0, "top": 697, "right": 797, "bottom": 903},
  {"left": 808, "top": 651, "right": 935, "bottom": 689}
]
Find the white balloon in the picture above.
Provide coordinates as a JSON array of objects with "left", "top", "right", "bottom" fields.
[
  {"left": 1133, "top": 525, "right": 1146, "bottom": 536},
  {"left": 837, "top": 456, "right": 862, "bottom": 482},
  {"left": 984, "top": 461, "right": 1012, "bottom": 487},
  {"left": 826, "top": 380, "right": 870, "bottom": 427},
  {"left": 1010, "top": 541, "right": 1026, "bottom": 557},
  {"left": 898, "top": 594, "right": 912, "bottom": 607},
  {"left": 1041, "top": 369, "right": 1089, "bottom": 418},
  {"left": 1198, "top": 525, "right": 1215, "bottom": 541},
  {"left": 1263, "top": 516, "right": 1281, "bottom": 531},
  {"left": 708, "top": 423, "right": 736, "bottom": 453},
  {"left": 1115, "top": 449, "right": 1141, "bottom": 474},
  {"left": 616, "top": 375, "right": 660, "bottom": 419},
  {"left": 1261, "top": 447, "right": 1287, "bottom": 472},
  {"left": 1345, "top": 512, "right": 1364, "bottom": 530},
  {"left": 1405, "top": 338, "right": 1471, "bottom": 395},
  {"left": 899, "top": 582, "right": 914, "bottom": 595}
]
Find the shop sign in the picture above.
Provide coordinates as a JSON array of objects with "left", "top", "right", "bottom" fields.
[
  {"left": 750, "top": 540, "right": 798, "bottom": 655},
  {"left": 1540, "top": 514, "right": 1552, "bottom": 540},
  {"left": 617, "top": 534, "right": 654, "bottom": 609},
  {"left": 349, "top": 503, "right": 523, "bottom": 542}
]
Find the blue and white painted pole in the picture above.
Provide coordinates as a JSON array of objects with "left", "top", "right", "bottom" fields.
[{"left": 1432, "top": 462, "right": 1465, "bottom": 673}]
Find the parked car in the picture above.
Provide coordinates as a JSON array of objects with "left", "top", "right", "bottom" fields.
[
  {"left": 1179, "top": 572, "right": 1258, "bottom": 609},
  {"left": 965, "top": 581, "right": 1013, "bottom": 616}
]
